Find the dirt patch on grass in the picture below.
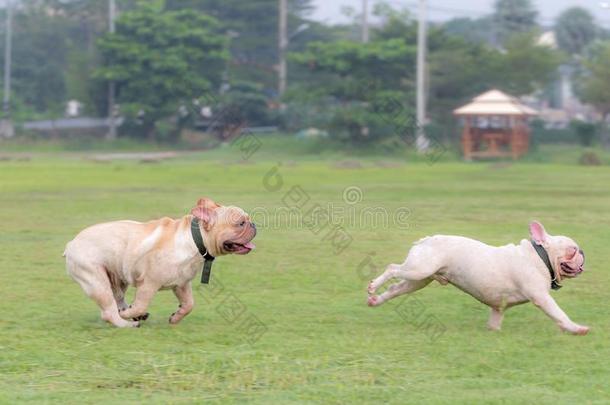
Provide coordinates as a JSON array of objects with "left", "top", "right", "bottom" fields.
[
  {"left": 0, "top": 154, "right": 32, "bottom": 162},
  {"left": 374, "top": 160, "right": 403, "bottom": 168},
  {"left": 332, "top": 160, "right": 363, "bottom": 169},
  {"left": 87, "top": 152, "right": 181, "bottom": 163},
  {"left": 488, "top": 162, "right": 513, "bottom": 170}
]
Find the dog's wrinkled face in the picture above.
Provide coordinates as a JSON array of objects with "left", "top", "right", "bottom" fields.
[
  {"left": 530, "top": 221, "right": 585, "bottom": 279},
  {"left": 191, "top": 198, "right": 257, "bottom": 257}
]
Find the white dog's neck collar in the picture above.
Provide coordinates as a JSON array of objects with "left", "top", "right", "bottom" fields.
[{"left": 530, "top": 240, "right": 562, "bottom": 291}]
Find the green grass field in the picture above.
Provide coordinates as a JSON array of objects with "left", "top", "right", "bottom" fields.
[{"left": 1, "top": 140, "right": 610, "bottom": 403}]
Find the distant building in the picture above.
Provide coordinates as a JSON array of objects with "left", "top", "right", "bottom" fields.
[
  {"left": 537, "top": 31, "right": 557, "bottom": 48},
  {"left": 65, "top": 100, "right": 83, "bottom": 118},
  {"left": 535, "top": 31, "right": 597, "bottom": 128},
  {"left": 0, "top": 119, "right": 15, "bottom": 138}
]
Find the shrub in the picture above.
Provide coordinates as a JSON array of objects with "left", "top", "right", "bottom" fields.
[
  {"left": 530, "top": 119, "right": 575, "bottom": 144},
  {"left": 579, "top": 151, "right": 602, "bottom": 166},
  {"left": 220, "top": 82, "right": 275, "bottom": 128},
  {"left": 328, "top": 104, "right": 399, "bottom": 145},
  {"left": 570, "top": 120, "right": 597, "bottom": 146},
  {"left": 279, "top": 100, "right": 334, "bottom": 133}
]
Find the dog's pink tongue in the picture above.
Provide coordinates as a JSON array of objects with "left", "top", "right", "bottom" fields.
[{"left": 244, "top": 242, "right": 256, "bottom": 250}]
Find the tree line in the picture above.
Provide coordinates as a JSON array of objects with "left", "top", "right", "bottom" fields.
[{"left": 1, "top": 0, "right": 610, "bottom": 145}]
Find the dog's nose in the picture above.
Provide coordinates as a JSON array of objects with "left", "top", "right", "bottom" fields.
[{"left": 251, "top": 223, "right": 257, "bottom": 230}]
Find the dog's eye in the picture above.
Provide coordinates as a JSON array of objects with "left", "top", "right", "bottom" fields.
[{"left": 238, "top": 221, "right": 245, "bottom": 227}]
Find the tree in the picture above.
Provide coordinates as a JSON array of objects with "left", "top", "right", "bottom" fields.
[
  {"left": 290, "top": 2, "right": 561, "bottom": 146},
  {"left": 0, "top": 0, "right": 140, "bottom": 118},
  {"left": 493, "top": 0, "right": 538, "bottom": 45},
  {"left": 496, "top": 32, "right": 563, "bottom": 95},
  {"left": 579, "top": 42, "right": 610, "bottom": 146},
  {"left": 428, "top": 38, "right": 500, "bottom": 130},
  {"left": 555, "top": 7, "right": 597, "bottom": 56},
  {"left": 0, "top": 4, "right": 72, "bottom": 115},
  {"left": 290, "top": 38, "right": 416, "bottom": 144},
  {"left": 443, "top": 17, "right": 496, "bottom": 46},
  {"left": 165, "top": 0, "right": 314, "bottom": 93},
  {"left": 95, "top": 2, "right": 228, "bottom": 139}
]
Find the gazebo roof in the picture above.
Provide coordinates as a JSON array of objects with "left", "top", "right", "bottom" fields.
[{"left": 453, "top": 89, "right": 538, "bottom": 116}]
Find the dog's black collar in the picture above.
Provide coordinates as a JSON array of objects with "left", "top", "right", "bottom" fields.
[
  {"left": 530, "top": 240, "right": 562, "bottom": 291},
  {"left": 190, "top": 216, "right": 215, "bottom": 284}
]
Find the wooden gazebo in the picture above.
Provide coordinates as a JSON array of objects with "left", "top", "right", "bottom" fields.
[{"left": 454, "top": 89, "right": 538, "bottom": 160}]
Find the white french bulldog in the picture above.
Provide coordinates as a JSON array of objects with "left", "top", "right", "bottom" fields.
[{"left": 367, "top": 221, "right": 589, "bottom": 335}]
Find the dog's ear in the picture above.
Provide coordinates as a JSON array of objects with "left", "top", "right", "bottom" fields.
[
  {"left": 529, "top": 221, "right": 549, "bottom": 245},
  {"left": 191, "top": 198, "right": 221, "bottom": 229}
]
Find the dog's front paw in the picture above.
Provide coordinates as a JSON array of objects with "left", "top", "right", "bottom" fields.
[
  {"left": 132, "top": 312, "right": 150, "bottom": 322},
  {"left": 169, "top": 312, "right": 180, "bottom": 325},
  {"left": 367, "top": 281, "right": 376, "bottom": 295},
  {"left": 367, "top": 295, "right": 381, "bottom": 307},
  {"left": 561, "top": 324, "right": 590, "bottom": 336},
  {"left": 118, "top": 305, "right": 130, "bottom": 319},
  {"left": 572, "top": 325, "right": 590, "bottom": 336}
]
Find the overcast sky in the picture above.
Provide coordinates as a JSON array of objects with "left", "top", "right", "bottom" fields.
[{"left": 310, "top": 0, "right": 610, "bottom": 28}]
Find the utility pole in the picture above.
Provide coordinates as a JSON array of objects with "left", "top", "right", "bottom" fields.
[
  {"left": 1, "top": 0, "right": 14, "bottom": 138},
  {"left": 3, "top": 0, "right": 11, "bottom": 115},
  {"left": 106, "top": 0, "right": 117, "bottom": 140},
  {"left": 278, "top": 0, "right": 288, "bottom": 99},
  {"left": 415, "top": 0, "right": 429, "bottom": 151},
  {"left": 362, "top": 0, "right": 369, "bottom": 43}
]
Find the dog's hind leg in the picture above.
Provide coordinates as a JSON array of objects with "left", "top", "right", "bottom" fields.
[
  {"left": 67, "top": 260, "right": 139, "bottom": 328},
  {"left": 368, "top": 263, "right": 402, "bottom": 295},
  {"left": 487, "top": 308, "right": 504, "bottom": 331},
  {"left": 107, "top": 271, "right": 128, "bottom": 311},
  {"left": 368, "top": 278, "right": 432, "bottom": 307},
  {"left": 368, "top": 244, "right": 441, "bottom": 295}
]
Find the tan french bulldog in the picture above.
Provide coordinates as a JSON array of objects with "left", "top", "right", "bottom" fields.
[
  {"left": 64, "top": 198, "right": 256, "bottom": 327},
  {"left": 367, "top": 221, "right": 589, "bottom": 335}
]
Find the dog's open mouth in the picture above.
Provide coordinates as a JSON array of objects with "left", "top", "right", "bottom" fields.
[
  {"left": 223, "top": 241, "right": 255, "bottom": 255},
  {"left": 560, "top": 262, "right": 583, "bottom": 277}
]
